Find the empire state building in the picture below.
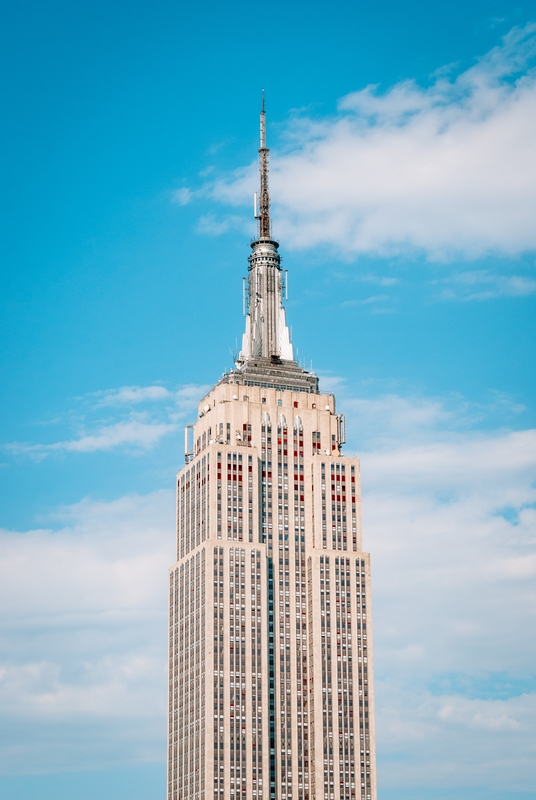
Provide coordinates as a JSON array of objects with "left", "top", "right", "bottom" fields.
[{"left": 167, "top": 99, "right": 377, "bottom": 800}]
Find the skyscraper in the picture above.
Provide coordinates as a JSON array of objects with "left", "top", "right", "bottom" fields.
[{"left": 167, "top": 98, "right": 377, "bottom": 800}]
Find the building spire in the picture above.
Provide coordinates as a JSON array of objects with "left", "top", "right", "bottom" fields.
[
  {"left": 258, "top": 90, "right": 271, "bottom": 240},
  {"left": 237, "top": 93, "right": 294, "bottom": 366}
]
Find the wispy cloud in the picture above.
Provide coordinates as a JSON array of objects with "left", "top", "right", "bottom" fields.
[
  {"left": 435, "top": 269, "right": 536, "bottom": 300},
  {"left": 341, "top": 294, "right": 391, "bottom": 309},
  {"left": 169, "top": 384, "right": 211, "bottom": 420},
  {"left": 376, "top": 682, "right": 536, "bottom": 788},
  {"left": 204, "top": 24, "right": 536, "bottom": 262},
  {"left": 92, "top": 385, "right": 171, "bottom": 406},
  {"left": 361, "top": 294, "right": 390, "bottom": 305},
  {"left": 4, "top": 384, "right": 209, "bottom": 459},
  {"left": 6, "top": 415, "right": 177, "bottom": 459},
  {"left": 358, "top": 274, "right": 399, "bottom": 286},
  {"left": 171, "top": 187, "right": 192, "bottom": 206},
  {"left": 196, "top": 213, "right": 251, "bottom": 237},
  {"left": 316, "top": 373, "right": 347, "bottom": 393},
  {"left": 340, "top": 386, "right": 528, "bottom": 448},
  {"left": 7, "top": 418, "right": 177, "bottom": 457}
]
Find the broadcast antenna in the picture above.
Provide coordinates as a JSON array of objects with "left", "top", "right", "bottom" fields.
[{"left": 253, "top": 90, "right": 271, "bottom": 239}]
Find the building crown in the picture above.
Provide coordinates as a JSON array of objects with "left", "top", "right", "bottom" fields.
[
  {"left": 237, "top": 94, "right": 294, "bottom": 367},
  {"left": 220, "top": 95, "right": 317, "bottom": 394}
]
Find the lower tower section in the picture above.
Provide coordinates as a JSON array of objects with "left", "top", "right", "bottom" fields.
[{"left": 167, "top": 382, "right": 377, "bottom": 800}]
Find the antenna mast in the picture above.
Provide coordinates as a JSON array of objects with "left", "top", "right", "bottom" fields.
[{"left": 258, "top": 90, "right": 271, "bottom": 239}]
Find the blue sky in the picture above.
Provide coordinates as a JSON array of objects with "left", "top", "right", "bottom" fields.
[{"left": 1, "top": 1, "right": 536, "bottom": 798}]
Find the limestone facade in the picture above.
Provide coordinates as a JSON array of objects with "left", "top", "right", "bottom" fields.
[{"left": 167, "top": 380, "right": 377, "bottom": 800}]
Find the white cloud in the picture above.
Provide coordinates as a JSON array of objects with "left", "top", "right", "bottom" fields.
[
  {"left": 61, "top": 418, "right": 176, "bottom": 453},
  {"left": 174, "top": 383, "right": 211, "bottom": 408},
  {"left": 364, "top": 427, "right": 536, "bottom": 490},
  {"left": 196, "top": 213, "right": 252, "bottom": 237},
  {"left": 358, "top": 274, "right": 399, "bottom": 286},
  {"left": 342, "top": 388, "right": 528, "bottom": 447},
  {"left": 94, "top": 385, "right": 171, "bottom": 406},
  {"left": 361, "top": 294, "right": 389, "bottom": 305},
  {"left": 172, "top": 187, "right": 192, "bottom": 205},
  {"left": 0, "top": 491, "right": 174, "bottom": 771},
  {"left": 0, "top": 491, "right": 172, "bottom": 621},
  {"left": 4, "top": 384, "right": 210, "bottom": 459},
  {"left": 340, "top": 294, "right": 395, "bottom": 313},
  {"left": 344, "top": 392, "right": 453, "bottom": 444},
  {"left": 436, "top": 269, "right": 536, "bottom": 300},
  {"left": 207, "top": 24, "right": 536, "bottom": 261},
  {"left": 376, "top": 682, "right": 536, "bottom": 789},
  {"left": 316, "top": 373, "right": 347, "bottom": 393},
  {"left": 7, "top": 417, "right": 177, "bottom": 458},
  {"left": 437, "top": 695, "right": 524, "bottom": 731},
  {"left": 0, "top": 655, "right": 161, "bottom": 719}
]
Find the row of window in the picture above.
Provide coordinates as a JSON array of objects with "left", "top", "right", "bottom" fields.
[
  {"left": 319, "top": 556, "right": 372, "bottom": 800},
  {"left": 168, "top": 550, "right": 206, "bottom": 800},
  {"left": 212, "top": 547, "right": 265, "bottom": 799},
  {"left": 177, "top": 455, "right": 210, "bottom": 559}
]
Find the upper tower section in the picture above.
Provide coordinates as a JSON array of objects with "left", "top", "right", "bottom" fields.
[
  {"left": 220, "top": 95, "right": 318, "bottom": 394},
  {"left": 237, "top": 94, "right": 294, "bottom": 367},
  {"left": 225, "top": 94, "right": 319, "bottom": 395}
]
